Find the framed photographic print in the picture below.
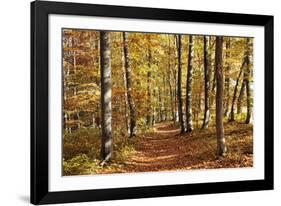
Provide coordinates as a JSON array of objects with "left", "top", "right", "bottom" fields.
[{"left": 31, "top": 0, "right": 274, "bottom": 204}]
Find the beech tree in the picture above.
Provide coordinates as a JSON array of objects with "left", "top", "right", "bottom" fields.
[
  {"left": 224, "top": 38, "right": 231, "bottom": 117},
  {"left": 177, "top": 34, "right": 186, "bottom": 133},
  {"left": 215, "top": 36, "right": 227, "bottom": 156},
  {"left": 229, "top": 38, "right": 250, "bottom": 122},
  {"left": 167, "top": 35, "right": 175, "bottom": 122},
  {"left": 244, "top": 38, "right": 253, "bottom": 124},
  {"left": 100, "top": 31, "right": 113, "bottom": 161},
  {"left": 237, "top": 79, "right": 246, "bottom": 114},
  {"left": 123, "top": 32, "right": 137, "bottom": 137},
  {"left": 146, "top": 37, "right": 153, "bottom": 127},
  {"left": 202, "top": 36, "right": 211, "bottom": 129},
  {"left": 120, "top": 34, "right": 129, "bottom": 133},
  {"left": 186, "top": 35, "right": 194, "bottom": 132}
]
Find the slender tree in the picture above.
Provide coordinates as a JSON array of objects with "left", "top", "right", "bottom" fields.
[
  {"left": 177, "top": 35, "right": 186, "bottom": 133},
  {"left": 210, "top": 37, "right": 217, "bottom": 112},
  {"left": 174, "top": 36, "right": 179, "bottom": 122},
  {"left": 152, "top": 84, "right": 157, "bottom": 125},
  {"left": 167, "top": 35, "right": 175, "bottom": 122},
  {"left": 158, "top": 85, "right": 163, "bottom": 121},
  {"left": 186, "top": 35, "right": 194, "bottom": 132},
  {"left": 120, "top": 34, "right": 129, "bottom": 133},
  {"left": 244, "top": 38, "right": 253, "bottom": 124},
  {"left": 63, "top": 34, "right": 70, "bottom": 133},
  {"left": 229, "top": 41, "right": 248, "bottom": 121},
  {"left": 202, "top": 36, "right": 211, "bottom": 129},
  {"left": 123, "top": 32, "right": 137, "bottom": 137},
  {"left": 237, "top": 79, "right": 246, "bottom": 114},
  {"left": 163, "top": 71, "right": 168, "bottom": 121},
  {"left": 215, "top": 36, "right": 227, "bottom": 156},
  {"left": 100, "top": 31, "right": 113, "bottom": 162},
  {"left": 224, "top": 38, "right": 231, "bottom": 117},
  {"left": 146, "top": 38, "right": 153, "bottom": 127}
]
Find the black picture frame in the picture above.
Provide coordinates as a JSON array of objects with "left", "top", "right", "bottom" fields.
[{"left": 31, "top": 0, "right": 274, "bottom": 204}]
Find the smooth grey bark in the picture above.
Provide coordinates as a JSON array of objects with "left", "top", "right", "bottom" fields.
[
  {"left": 244, "top": 38, "right": 253, "bottom": 124},
  {"left": 202, "top": 36, "right": 211, "bottom": 129},
  {"left": 123, "top": 32, "right": 137, "bottom": 137},
  {"left": 215, "top": 36, "right": 227, "bottom": 156},
  {"left": 120, "top": 34, "right": 129, "bottom": 133},
  {"left": 224, "top": 38, "right": 231, "bottom": 117},
  {"left": 186, "top": 35, "right": 194, "bottom": 132},
  {"left": 100, "top": 31, "right": 113, "bottom": 161}
]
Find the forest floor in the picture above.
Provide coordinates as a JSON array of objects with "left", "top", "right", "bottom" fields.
[{"left": 96, "top": 121, "right": 253, "bottom": 174}]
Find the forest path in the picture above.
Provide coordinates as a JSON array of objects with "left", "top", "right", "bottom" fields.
[
  {"left": 124, "top": 122, "right": 185, "bottom": 172},
  {"left": 121, "top": 121, "right": 253, "bottom": 173}
]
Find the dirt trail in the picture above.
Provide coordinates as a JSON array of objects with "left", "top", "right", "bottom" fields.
[
  {"left": 122, "top": 121, "right": 253, "bottom": 173},
  {"left": 125, "top": 122, "right": 186, "bottom": 172}
]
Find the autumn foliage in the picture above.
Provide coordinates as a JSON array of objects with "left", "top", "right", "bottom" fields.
[{"left": 62, "top": 29, "right": 253, "bottom": 175}]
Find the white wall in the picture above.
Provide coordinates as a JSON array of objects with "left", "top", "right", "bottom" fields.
[{"left": 0, "top": 0, "right": 279, "bottom": 205}]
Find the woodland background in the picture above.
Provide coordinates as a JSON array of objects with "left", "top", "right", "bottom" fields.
[{"left": 63, "top": 30, "right": 253, "bottom": 175}]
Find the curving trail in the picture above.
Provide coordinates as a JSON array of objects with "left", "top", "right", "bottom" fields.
[{"left": 121, "top": 121, "right": 253, "bottom": 173}]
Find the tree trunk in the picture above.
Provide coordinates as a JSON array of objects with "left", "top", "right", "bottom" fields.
[
  {"left": 177, "top": 35, "right": 186, "bottom": 133},
  {"left": 163, "top": 72, "right": 167, "bottom": 121},
  {"left": 202, "top": 36, "right": 211, "bottom": 129},
  {"left": 210, "top": 36, "right": 216, "bottom": 113},
  {"left": 237, "top": 79, "right": 246, "bottom": 114},
  {"left": 147, "top": 71, "right": 152, "bottom": 126},
  {"left": 120, "top": 34, "right": 129, "bottom": 133},
  {"left": 147, "top": 42, "right": 153, "bottom": 126},
  {"left": 167, "top": 36, "right": 175, "bottom": 121},
  {"left": 210, "top": 70, "right": 216, "bottom": 111},
  {"left": 100, "top": 31, "right": 113, "bottom": 161},
  {"left": 123, "top": 32, "right": 137, "bottom": 137},
  {"left": 186, "top": 35, "right": 194, "bottom": 132},
  {"left": 63, "top": 65, "right": 69, "bottom": 102},
  {"left": 168, "top": 74, "right": 174, "bottom": 121},
  {"left": 153, "top": 86, "right": 157, "bottom": 125},
  {"left": 174, "top": 36, "right": 179, "bottom": 122},
  {"left": 72, "top": 37, "right": 77, "bottom": 96},
  {"left": 224, "top": 38, "right": 231, "bottom": 117},
  {"left": 215, "top": 36, "right": 227, "bottom": 156},
  {"left": 244, "top": 38, "right": 253, "bottom": 124},
  {"left": 229, "top": 49, "right": 247, "bottom": 121},
  {"left": 158, "top": 86, "right": 163, "bottom": 122},
  {"left": 64, "top": 113, "right": 69, "bottom": 133}
]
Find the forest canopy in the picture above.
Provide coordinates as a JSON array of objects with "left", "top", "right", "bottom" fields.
[{"left": 62, "top": 29, "right": 253, "bottom": 175}]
